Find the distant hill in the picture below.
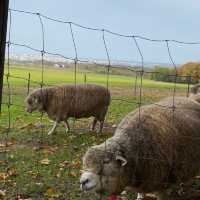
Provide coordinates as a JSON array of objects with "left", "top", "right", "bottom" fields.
[{"left": 6, "top": 54, "right": 183, "bottom": 79}]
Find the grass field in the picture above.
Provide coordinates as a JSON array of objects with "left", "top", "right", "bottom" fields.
[{"left": 0, "top": 65, "right": 193, "bottom": 200}]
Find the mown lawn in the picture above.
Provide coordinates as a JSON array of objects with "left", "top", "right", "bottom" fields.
[{"left": 0, "top": 65, "right": 192, "bottom": 200}]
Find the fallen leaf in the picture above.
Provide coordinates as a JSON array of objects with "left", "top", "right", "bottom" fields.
[
  {"left": 40, "top": 158, "right": 50, "bottom": 165},
  {"left": 0, "top": 160, "right": 6, "bottom": 165},
  {"left": 0, "top": 190, "right": 6, "bottom": 197},
  {"left": 68, "top": 172, "right": 77, "bottom": 178},
  {"left": 45, "top": 188, "right": 61, "bottom": 198},
  {"left": 59, "top": 160, "right": 81, "bottom": 169},
  {"left": 7, "top": 168, "right": 18, "bottom": 177},
  {"left": 0, "top": 173, "right": 8, "bottom": 181}
]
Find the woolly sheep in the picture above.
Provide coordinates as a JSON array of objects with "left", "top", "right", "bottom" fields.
[
  {"left": 25, "top": 84, "right": 110, "bottom": 135},
  {"left": 80, "top": 96, "right": 200, "bottom": 200}
]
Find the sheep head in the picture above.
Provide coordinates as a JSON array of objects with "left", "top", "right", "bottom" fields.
[
  {"left": 25, "top": 89, "right": 45, "bottom": 113},
  {"left": 80, "top": 145, "right": 129, "bottom": 195}
]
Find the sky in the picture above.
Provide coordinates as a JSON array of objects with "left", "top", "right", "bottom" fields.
[{"left": 8, "top": 0, "right": 200, "bottom": 65}]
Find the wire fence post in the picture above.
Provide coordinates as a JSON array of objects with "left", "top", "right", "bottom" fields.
[{"left": 0, "top": 0, "right": 10, "bottom": 113}]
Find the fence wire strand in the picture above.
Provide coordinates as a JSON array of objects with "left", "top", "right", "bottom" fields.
[{"left": 1, "top": 7, "right": 200, "bottom": 200}]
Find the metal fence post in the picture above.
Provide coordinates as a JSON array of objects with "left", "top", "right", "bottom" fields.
[{"left": 0, "top": 0, "right": 10, "bottom": 113}]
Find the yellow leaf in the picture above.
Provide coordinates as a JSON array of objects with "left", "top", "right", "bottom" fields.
[
  {"left": 40, "top": 158, "right": 50, "bottom": 165},
  {"left": 0, "top": 190, "right": 6, "bottom": 197},
  {"left": 7, "top": 168, "right": 18, "bottom": 177},
  {"left": 0, "top": 160, "right": 6, "bottom": 165},
  {"left": 45, "top": 188, "right": 61, "bottom": 198},
  {"left": 0, "top": 173, "right": 8, "bottom": 181},
  {"left": 68, "top": 172, "right": 77, "bottom": 178}
]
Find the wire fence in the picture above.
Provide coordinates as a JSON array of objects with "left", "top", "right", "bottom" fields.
[{"left": 0, "top": 7, "right": 200, "bottom": 200}]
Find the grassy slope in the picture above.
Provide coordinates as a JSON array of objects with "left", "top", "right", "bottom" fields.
[{"left": 0, "top": 65, "right": 192, "bottom": 200}]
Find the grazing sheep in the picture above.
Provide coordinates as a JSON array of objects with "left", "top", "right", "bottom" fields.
[
  {"left": 25, "top": 84, "right": 110, "bottom": 135},
  {"left": 80, "top": 96, "right": 200, "bottom": 200}
]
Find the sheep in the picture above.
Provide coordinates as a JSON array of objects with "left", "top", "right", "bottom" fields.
[
  {"left": 80, "top": 96, "right": 200, "bottom": 200},
  {"left": 25, "top": 84, "right": 110, "bottom": 135}
]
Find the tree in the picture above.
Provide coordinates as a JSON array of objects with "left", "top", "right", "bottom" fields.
[
  {"left": 151, "top": 66, "right": 176, "bottom": 82},
  {"left": 179, "top": 62, "right": 200, "bottom": 83}
]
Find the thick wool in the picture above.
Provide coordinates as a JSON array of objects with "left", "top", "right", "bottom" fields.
[
  {"left": 82, "top": 96, "right": 200, "bottom": 199},
  {"left": 25, "top": 84, "right": 110, "bottom": 132}
]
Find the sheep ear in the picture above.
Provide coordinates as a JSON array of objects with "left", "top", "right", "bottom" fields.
[{"left": 116, "top": 155, "right": 127, "bottom": 166}]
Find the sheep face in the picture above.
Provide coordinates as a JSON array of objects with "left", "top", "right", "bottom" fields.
[
  {"left": 80, "top": 147, "right": 128, "bottom": 195},
  {"left": 25, "top": 91, "right": 44, "bottom": 113}
]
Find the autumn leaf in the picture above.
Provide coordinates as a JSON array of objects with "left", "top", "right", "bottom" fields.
[
  {"left": 59, "top": 160, "right": 81, "bottom": 169},
  {"left": 0, "top": 190, "right": 6, "bottom": 198},
  {"left": 0, "top": 173, "right": 8, "bottom": 181},
  {"left": 0, "top": 160, "right": 6, "bottom": 165},
  {"left": 18, "top": 198, "right": 32, "bottom": 200},
  {"left": 27, "top": 171, "right": 40, "bottom": 179},
  {"left": 59, "top": 161, "right": 70, "bottom": 168},
  {"left": 42, "top": 146, "right": 58, "bottom": 156},
  {"left": 7, "top": 168, "right": 18, "bottom": 177},
  {"left": 45, "top": 188, "right": 61, "bottom": 198},
  {"left": 68, "top": 172, "right": 77, "bottom": 178},
  {"left": 17, "top": 195, "right": 32, "bottom": 200},
  {"left": 40, "top": 158, "right": 50, "bottom": 165},
  {"left": 0, "top": 143, "right": 5, "bottom": 148}
]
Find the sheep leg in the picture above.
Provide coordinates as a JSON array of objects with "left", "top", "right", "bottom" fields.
[
  {"left": 97, "top": 106, "right": 108, "bottom": 134},
  {"left": 98, "top": 120, "right": 104, "bottom": 134},
  {"left": 136, "top": 193, "right": 144, "bottom": 200},
  {"left": 47, "top": 121, "right": 58, "bottom": 135},
  {"left": 91, "top": 118, "right": 98, "bottom": 131},
  {"left": 63, "top": 120, "right": 70, "bottom": 133}
]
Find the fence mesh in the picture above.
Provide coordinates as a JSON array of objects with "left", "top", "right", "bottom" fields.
[{"left": 0, "top": 7, "right": 200, "bottom": 200}]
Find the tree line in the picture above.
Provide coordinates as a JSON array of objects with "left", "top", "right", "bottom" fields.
[{"left": 150, "top": 62, "right": 200, "bottom": 84}]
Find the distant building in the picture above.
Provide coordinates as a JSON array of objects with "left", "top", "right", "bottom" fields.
[{"left": 54, "top": 63, "right": 65, "bottom": 68}]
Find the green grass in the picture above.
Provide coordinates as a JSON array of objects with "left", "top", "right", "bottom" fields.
[
  {"left": 0, "top": 65, "right": 192, "bottom": 200},
  {"left": 4, "top": 65, "right": 188, "bottom": 89}
]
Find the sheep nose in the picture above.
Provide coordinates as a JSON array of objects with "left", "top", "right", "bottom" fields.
[
  {"left": 81, "top": 178, "right": 89, "bottom": 186},
  {"left": 80, "top": 177, "right": 90, "bottom": 190}
]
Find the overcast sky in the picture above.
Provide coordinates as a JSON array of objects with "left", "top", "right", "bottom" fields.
[{"left": 8, "top": 0, "right": 200, "bottom": 64}]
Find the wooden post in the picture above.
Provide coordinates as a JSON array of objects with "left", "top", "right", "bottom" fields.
[{"left": 0, "top": 0, "right": 10, "bottom": 112}]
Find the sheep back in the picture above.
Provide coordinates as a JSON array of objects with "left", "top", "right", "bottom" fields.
[
  {"left": 39, "top": 84, "right": 110, "bottom": 121},
  {"left": 113, "top": 97, "right": 200, "bottom": 192}
]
